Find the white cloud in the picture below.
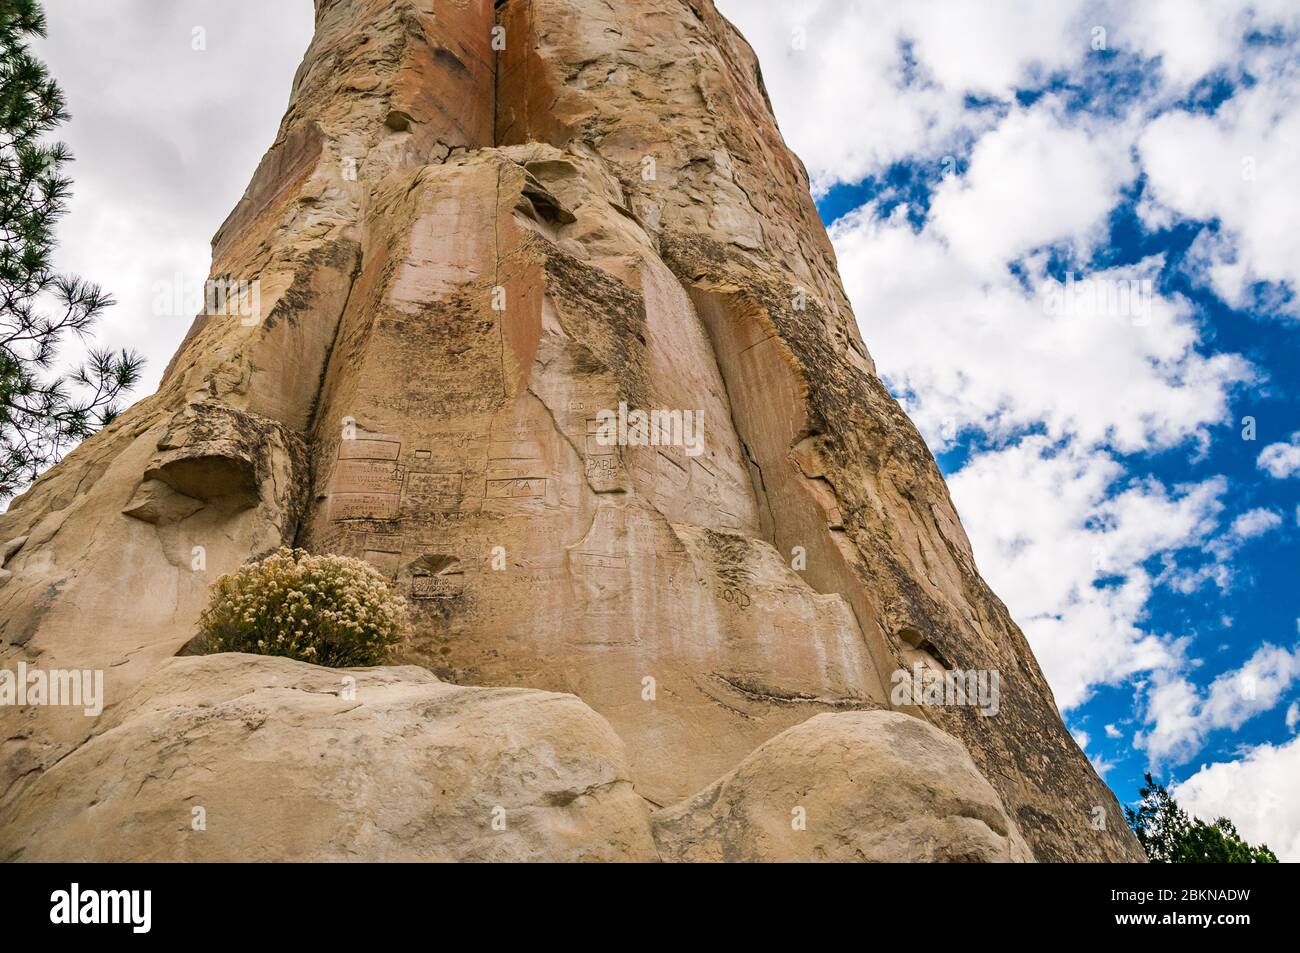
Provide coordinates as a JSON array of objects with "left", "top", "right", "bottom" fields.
[
  {"left": 828, "top": 116, "right": 1254, "bottom": 453},
  {"left": 1112, "top": 0, "right": 1300, "bottom": 89},
  {"left": 1105, "top": 723, "right": 1123, "bottom": 738},
  {"left": 902, "top": 1, "right": 1091, "bottom": 95},
  {"left": 1137, "top": 643, "right": 1300, "bottom": 766},
  {"left": 1139, "top": 56, "right": 1300, "bottom": 312},
  {"left": 1173, "top": 733, "right": 1300, "bottom": 861},
  {"left": 722, "top": 0, "right": 1300, "bottom": 198},
  {"left": 717, "top": 0, "right": 1093, "bottom": 193},
  {"left": 1258, "top": 433, "right": 1300, "bottom": 479},
  {"left": 947, "top": 437, "right": 1226, "bottom": 709},
  {"left": 927, "top": 104, "right": 1135, "bottom": 275},
  {"left": 1228, "top": 507, "right": 1283, "bottom": 540},
  {"left": 1287, "top": 702, "right": 1299, "bottom": 731}
]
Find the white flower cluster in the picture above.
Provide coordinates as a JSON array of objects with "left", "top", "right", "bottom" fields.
[{"left": 197, "top": 548, "right": 411, "bottom": 667}]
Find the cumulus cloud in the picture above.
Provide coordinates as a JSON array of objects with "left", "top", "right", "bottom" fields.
[
  {"left": 1112, "top": 0, "right": 1300, "bottom": 89},
  {"left": 1228, "top": 507, "right": 1283, "bottom": 540},
  {"left": 827, "top": 105, "right": 1254, "bottom": 455},
  {"left": 722, "top": 0, "right": 1300, "bottom": 200},
  {"left": 946, "top": 437, "right": 1226, "bottom": 709},
  {"left": 1139, "top": 56, "right": 1300, "bottom": 312},
  {"left": 717, "top": 0, "right": 1094, "bottom": 193},
  {"left": 1173, "top": 732, "right": 1300, "bottom": 861},
  {"left": 927, "top": 104, "right": 1135, "bottom": 275},
  {"left": 1258, "top": 433, "right": 1300, "bottom": 479},
  {"left": 1137, "top": 643, "right": 1300, "bottom": 766}
]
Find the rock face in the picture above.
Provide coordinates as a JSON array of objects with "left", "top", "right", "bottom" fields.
[{"left": 0, "top": 0, "right": 1144, "bottom": 861}]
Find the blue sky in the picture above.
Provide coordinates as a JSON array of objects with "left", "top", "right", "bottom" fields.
[
  {"left": 720, "top": 0, "right": 1300, "bottom": 857},
  {"left": 30, "top": 1, "right": 1300, "bottom": 858}
]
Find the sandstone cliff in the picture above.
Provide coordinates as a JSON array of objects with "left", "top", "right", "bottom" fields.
[{"left": 0, "top": 0, "right": 1144, "bottom": 862}]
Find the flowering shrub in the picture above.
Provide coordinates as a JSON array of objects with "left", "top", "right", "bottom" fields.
[{"left": 196, "top": 548, "right": 410, "bottom": 667}]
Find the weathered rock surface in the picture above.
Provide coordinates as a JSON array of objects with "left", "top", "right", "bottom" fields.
[
  {"left": 653, "top": 710, "right": 1033, "bottom": 863},
  {"left": 0, "top": 0, "right": 1144, "bottom": 861},
  {"left": 4, "top": 653, "right": 1028, "bottom": 864},
  {"left": 2, "top": 654, "right": 658, "bottom": 862}
]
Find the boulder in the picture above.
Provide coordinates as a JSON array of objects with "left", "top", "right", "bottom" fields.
[
  {"left": 654, "top": 710, "right": 1033, "bottom": 863},
  {"left": 0, "top": 654, "right": 658, "bottom": 862}
]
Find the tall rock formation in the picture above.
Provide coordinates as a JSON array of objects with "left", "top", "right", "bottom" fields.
[{"left": 0, "top": 0, "right": 1144, "bottom": 861}]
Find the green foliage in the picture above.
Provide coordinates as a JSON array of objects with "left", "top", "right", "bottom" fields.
[
  {"left": 1, "top": 0, "right": 143, "bottom": 501},
  {"left": 1125, "top": 772, "right": 1278, "bottom": 863},
  {"left": 197, "top": 548, "right": 412, "bottom": 668}
]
